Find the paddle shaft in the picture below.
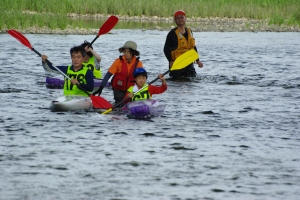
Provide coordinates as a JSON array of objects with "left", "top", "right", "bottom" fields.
[
  {"left": 90, "top": 36, "right": 99, "bottom": 46},
  {"left": 149, "top": 69, "right": 170, "bottom": 85},
  {"left": 32, "top": 47, "right": 69, "bottom": 78},
  {"left": 29, "top": 47, "right": 69, "bottom": 80}
]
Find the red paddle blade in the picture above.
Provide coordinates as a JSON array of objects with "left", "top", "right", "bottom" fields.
[
  {"left": 90, "top": 96, "right": 113, "bottom": 109},
  {"left": 7, "top": 29, "right": 33, "bottom": 49},
  {"left": 98, "top": 15, "right": 119, "bottom": 36}
]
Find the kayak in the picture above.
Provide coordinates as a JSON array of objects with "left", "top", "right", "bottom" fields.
[
  {"left": 49, "top": 97, "right": 166, "bottom": 117},
  {"left": 45, "top": 76, "right": 110, "bottom": 89},
  {"left": 121, "top": 99, "right": 166, "bottom": 119},
  {"left": 50, "top": 96, "right": 92, "bottom": 112}
]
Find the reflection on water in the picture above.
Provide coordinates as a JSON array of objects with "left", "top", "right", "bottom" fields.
[
  {"left": 68, "top": 18, "right": 174, "bottom": 29},
  {"left": 67, "top": 17, "right": 205, "bottom": 30},
  {"left": 0, "top": 30, "right": 300, "bottom": 200}
]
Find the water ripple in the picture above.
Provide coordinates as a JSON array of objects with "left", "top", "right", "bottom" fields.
[{"left": 0, "top": 31, "right": 299, "bottom": 200}]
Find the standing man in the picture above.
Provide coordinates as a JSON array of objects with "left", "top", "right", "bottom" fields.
[{"left": 164, "top": 10, "right": 203, "bottom": 79}]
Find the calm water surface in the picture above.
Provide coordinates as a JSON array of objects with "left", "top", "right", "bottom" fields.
[{"left": 0, "top": 30, "right": 300, "bottom": 200}]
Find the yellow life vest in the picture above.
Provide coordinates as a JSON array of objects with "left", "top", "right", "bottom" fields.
[
  {"left": 127, "top": 84, "right": 151, "bottom": 101},
  {"left": 63, "top": 65, "right": 90, "bottom": 96},
  {"left": 171, "top": 28, "right": 195, "bottom": 61},
  {"left": 82, "top": 56, "right": 102, "bottom": 79}
]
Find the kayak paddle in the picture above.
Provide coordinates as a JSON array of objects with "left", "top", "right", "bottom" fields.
[
  {"left": 7, "top": 29, "right": 113, "bottom": 109},
  {"left": 90, "top": 15, "right": 119, "bottom": 45},
  {"left": 101, "top": 49, "right": 199, "bottom": 114}
]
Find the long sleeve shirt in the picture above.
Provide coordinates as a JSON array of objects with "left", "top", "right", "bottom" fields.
[
  {"left": 42, "top": 60, "right": 94, "bottom": 92},
  {"left": 163, "top": 27, "right": 200, "bottom": 62}
]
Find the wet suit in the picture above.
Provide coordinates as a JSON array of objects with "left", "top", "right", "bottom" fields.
[{"left": 164, "top": 27, "right": 200, "bottom": 79}]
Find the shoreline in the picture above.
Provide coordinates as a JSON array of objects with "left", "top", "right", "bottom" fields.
[{"left": 1, "top": 14, "right": 299, "bottom": 34}]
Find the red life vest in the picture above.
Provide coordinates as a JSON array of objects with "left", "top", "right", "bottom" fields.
[{"left": 111, "top": 56, "right": 140, "bottom": 91}]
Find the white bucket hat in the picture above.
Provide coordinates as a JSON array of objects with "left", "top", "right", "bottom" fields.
[{"left": 118, "top": 41, "right": 140, "bottom": 56}]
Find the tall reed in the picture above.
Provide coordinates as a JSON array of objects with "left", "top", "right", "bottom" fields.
[{"left": 1, "top": 0, "right": 299, "bottom": 30}]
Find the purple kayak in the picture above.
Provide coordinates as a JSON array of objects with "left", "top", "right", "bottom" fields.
[
  {"left": 122, "top": 99, "right": 166, "bottom": 119},
  {"left": 45, "top": 76, "right": 110, "bottom": 89}
]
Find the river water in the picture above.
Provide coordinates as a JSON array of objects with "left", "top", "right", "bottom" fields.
[{"left": 0, "top": 30, "right": 299, "bottom": 200}]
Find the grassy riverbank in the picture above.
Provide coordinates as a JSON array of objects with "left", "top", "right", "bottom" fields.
[{"left": 1, "top": 0, "right": 299, "bottom": 32}]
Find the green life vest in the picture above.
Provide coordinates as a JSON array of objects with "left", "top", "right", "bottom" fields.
[
  {"left": 63, "top": 65, "right": 90, "bottom": 96},
  {"left": 127, "top": 84, "right": 151, "bottom": 101},
  {"left": 82, "top": 56, "right": 102, "bottom": 79}
]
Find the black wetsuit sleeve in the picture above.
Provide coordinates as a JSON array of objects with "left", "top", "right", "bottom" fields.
[
  {"left": 100, "top": 71, "right": 113, "bottom": 87},
  {"left": 78, "top": 70, "right": 94, "bottom": 92},
  {"left": 164, "top": 29, "right": 178, "bottom": 62}
]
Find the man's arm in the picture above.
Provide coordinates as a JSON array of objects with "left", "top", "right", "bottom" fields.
[
  {"left": 79, "top": 70, "right": 94, "bottom": 92},
  {"left": 164, "top": 29, "right": 178, "bottom": 62},
  {"left": 42, "top": 60, "right": 68, "bottom": 74},
  {"left": 191, "top": 30, "right": 203, "bottom": 68}
]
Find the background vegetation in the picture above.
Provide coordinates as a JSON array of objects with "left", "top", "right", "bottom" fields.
[{"left": 1, "top": 0, "right": 299, "bottom": 30}]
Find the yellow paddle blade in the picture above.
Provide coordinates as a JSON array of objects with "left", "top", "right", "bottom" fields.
[
  {"left": 101, "top": 108, "right": 112, "bottom": 115},
  {"left": 170, "top": 49, "right": 199, "bottom": 71}
]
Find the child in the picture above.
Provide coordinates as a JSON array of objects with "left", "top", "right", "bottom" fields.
[
  {"left": 126, "top": 68, "right": 167, "bottom": 101},
  {"left": 80, "top": 40, "right": 102, "bottom": 79},
  {"left": 92, "top": 41, "right": 143, "bottom": 106}
]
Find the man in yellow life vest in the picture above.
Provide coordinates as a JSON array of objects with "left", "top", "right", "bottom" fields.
[
  {"left": 164, "top": 10, "right": 203, "bottom": 80},
  {"left": 41, "top": 46, "right": 94, "bottom": 96},
  {"left": 80, "top": 41, "right": 102, "bottom": 79},
  {"left": 125, "top": 68, "right": 167, "bottom": 102}
]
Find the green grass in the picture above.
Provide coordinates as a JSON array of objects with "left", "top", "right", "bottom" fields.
[{"left": 1, "top": 0, "right": 299, "bottom": 30}]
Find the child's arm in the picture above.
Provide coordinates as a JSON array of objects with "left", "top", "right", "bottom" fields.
[
  {"left": 148, "top": 74, "right": 167, "bottom": 95},
  {"left": 86, "top": 46, "right": 101, "bottom": 63},
  {"left": 158, "top": 74, "right": 167, "bottom": 86},
  {"left": 120, "top": 92, "right": 132, "bottom": 104},
  {"left": 125, "top": 92, "right": 133, "bottom": 99}
]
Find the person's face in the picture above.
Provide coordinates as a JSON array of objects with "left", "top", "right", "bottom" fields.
[
  {"left": 135, "top": 75, "right": 147, "bottom": 87},
  {"left": 174, "top": 15, "right": 186, "bottom": 26},
  {"left": 123, "top": 48, "right": 133, "bottom": 60},
  {"left": 71, "top": 51, "right": 84, "bottom": 68}
]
